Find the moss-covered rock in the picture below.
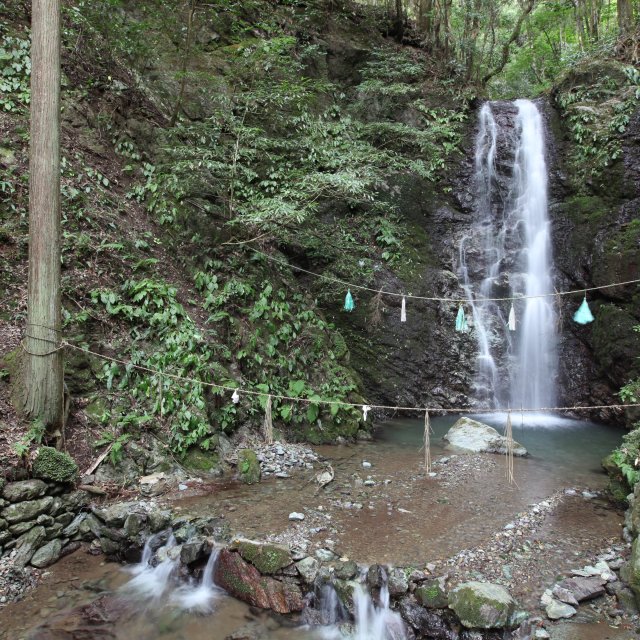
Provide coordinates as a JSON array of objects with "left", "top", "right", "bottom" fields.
[
  {"left": 237, "top": 449, "right": 260, "bottom": 485},
  {"left": 183, "top": 446, "right": 220, "bottom": 474},
  {"left": 235, "top": 539, "right": 292, "bottom": 574},
  {"left": 448, "top": 581, "right": 516, "bottom": 629},
  {"left": 415, "top": 579, "right": 448, "bottom": 609},
  {"left": 32, "top": 447, "right": 78, "bottom": 484}
]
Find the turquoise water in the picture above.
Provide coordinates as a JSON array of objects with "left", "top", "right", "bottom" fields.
[{"left": 376, "top": 412, "right": 624, "bottom": 486}]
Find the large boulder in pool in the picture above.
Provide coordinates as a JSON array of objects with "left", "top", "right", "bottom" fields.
[{"left": 443, "top": 417, "right": 527, "bottom": 456}]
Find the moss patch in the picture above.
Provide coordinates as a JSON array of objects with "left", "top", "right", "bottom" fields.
[
  {"left": 237, "top": 449, "right": 261, "bottom": 485},
  {"left": 236, "top": 540, "right": 292, "bottom": 575},
  {"left": 183, "top": 446, "right": 220, "bottom": 473},
  {"left": 32, "top": 447, "right": 78, "bottom": 483},
  {"left": 415, "top": 580, "right": 448, "bottom": 608}
]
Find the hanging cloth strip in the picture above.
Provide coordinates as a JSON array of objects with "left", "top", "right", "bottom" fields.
[
  {"left": 344, "top": 289, "right": 355, "bottom": 312},
  {"left": 573, "top": 296, "right": 594, "bottom": 325},
  {"left": 401, "top": 296, "right": 407, "bottom": 323},
  {"left": 455, "top": 305, "right": 468, "bottom": 332},
  {"left": 508, "top": 303, "right": 516, "bottom": 331}
]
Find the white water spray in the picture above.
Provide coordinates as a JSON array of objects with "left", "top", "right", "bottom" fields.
[
  {"left": 124, "top": 533, "right": 179, "bottom": 600},
  {"left": 171, "top": 547, "right": 223, "bottom": 613},
  {"left": 353, "top": 584, "right": 406, "bottom": 640}
]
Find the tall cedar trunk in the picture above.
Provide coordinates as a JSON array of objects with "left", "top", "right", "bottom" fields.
[
  {"left": 21, "top": 0, "right": 64, "bottom": 439},
  {"left": 618, "top": 0, "right": 633, "bottom": 35}
]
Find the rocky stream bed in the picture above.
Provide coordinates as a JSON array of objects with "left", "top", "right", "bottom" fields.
[{"left": 0, "top": 416, "right": 638, "bottom": 639}]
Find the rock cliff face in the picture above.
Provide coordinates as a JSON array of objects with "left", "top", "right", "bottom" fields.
[{"left": 544, "top": 67, "right": 640, "bottom": 420}]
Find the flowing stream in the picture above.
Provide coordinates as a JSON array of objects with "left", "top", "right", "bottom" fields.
[{"left": 460, "top": 99, "right": 557, "bottom": 410}]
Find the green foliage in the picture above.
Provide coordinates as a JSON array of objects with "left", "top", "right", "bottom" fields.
[
  {"left": 12, "top": 419, "right": 46, "bottom": 460},
  {"left": 91, "top": 278, "right": 215, "bottom": 454},
  {"left": 95, "top": 430, "right": 132, "bottom": 465},
  {"left": 32, "top": 446, "right": 79, "bottom": 483},
  {"left": 0, "top": 27, "right": 30, "bottom": 112},
  {"left": 556, "top": 66, "right": 640, "bottom": 181}
]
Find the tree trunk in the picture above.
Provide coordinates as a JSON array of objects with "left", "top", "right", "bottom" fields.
[
  {"left": 618, "top": 0, "right": 634, "bottom": 35},
  {"left": 395, "top": 0, "right": 404, "bottom": 41},
  {"left": 21, "top": 0, "right": 64, "bottom": 441},
  {"left": 481, "top": 0, "right": 536, "bottom": 85}
]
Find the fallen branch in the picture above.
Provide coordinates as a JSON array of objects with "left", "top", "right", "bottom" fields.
[{"left": 83, "top": 443, "right": 113, "bottom": 476}]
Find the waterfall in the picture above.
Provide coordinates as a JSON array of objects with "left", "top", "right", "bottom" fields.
[
  {"left": 124, "top": 533, "right": 179, "bottom": 600},
  {"left": 461, "top": 99, "right": 557, "bottom": 410},
  {"left": 510, "top": 99, "right": 557, "bottom": 410},
  {"left": 353, "top": 584, "right": 406, "bottom": 640},
  {"left": 171, "top": 547, "right": 223, "bottom": 612}
]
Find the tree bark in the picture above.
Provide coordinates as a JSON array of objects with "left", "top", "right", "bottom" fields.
[
  {"left": 395, "top": 0, "right": 404, "bottom": 41},
  {"left": 481, "top": 0, "right": 536, "bottom": 85},
  {"left": 169, "top": 0, "right": 196, "bottom": 127},
  {"left": 21, "top": 0, "right": 64, "bottom": 440},
  {"left": 617, "top": 0, "right": 634, "bottom": 35}
]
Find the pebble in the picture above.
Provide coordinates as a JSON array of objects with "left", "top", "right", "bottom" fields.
[
  {"left": 289, "top": 512, "right": 305, "bottom": 521},
  {"left": 242, "top": 443, "right": 318, "bottom": 478},
  {"left": 362, "top": 461, "right": 372, "bottom": 468}
]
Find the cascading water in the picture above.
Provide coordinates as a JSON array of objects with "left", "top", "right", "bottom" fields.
[
  {"left": 460, "top": 99, "right": 557, "bottom": 410},
  {"left": 315, "top": 580, "right": 406, "bottom": 640},
  {"left": 123, "top": 533, "right": 223, "bottom": 613},
  {"left": 510, "top": 99, "right": 557, "bottom": 410},
  {"left": 171, "top": 546, "right": 223, "bottom": 612},
  {"left": 124, "top": 533, "right": 179, "bottom": 600},
  {"left": 352, "top": 584, "right": 406, "bottom": 640}
]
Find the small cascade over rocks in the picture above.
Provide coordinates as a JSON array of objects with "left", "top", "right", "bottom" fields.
[
  {"left": 313, "top": 575, "right": 407, "bottom": 640},
  {"left": 123, "top": 532, "right": 223, "bottom": 613},
  {"left": 460, "top": 99, "right": 557, "bottom": 410}
]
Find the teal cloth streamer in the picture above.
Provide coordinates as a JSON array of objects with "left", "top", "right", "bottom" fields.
[
  {"left": 344, "top": 289, "right": 355, "bottom": 312},
  {"left": 455, "top": 305, "right": 467, "bottom": 332},
  {"left": 573, "top": 296, "right": 594, "bottom": 325}
]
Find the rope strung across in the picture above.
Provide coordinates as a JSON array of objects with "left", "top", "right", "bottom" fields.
[
  {"left": 20, "top": 334, "right": 640, "bottom": 416},
  {"left": 250, "top": 248, "right": 640, "bottom": 304}
]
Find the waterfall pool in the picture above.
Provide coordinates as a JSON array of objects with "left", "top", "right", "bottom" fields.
[{"left": 0, "top": 415, "right": 626, "bottom": 640}]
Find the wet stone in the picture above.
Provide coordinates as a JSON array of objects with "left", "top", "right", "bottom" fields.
[
  {"left": 334, "top": 560, "right": 357, "bottom": 580},
  {"left": 388, "top": 567, "right": 409, "bottom": 595},
  {"left": 2, "top": 497, "right": 54, "bottom": 524},
  {"left": 545, "top": 599, "right": 576, "bottom": 620},
  {"left": 9, "top": 521, "right": 35, "bottom": 536},
  {"left": 30, "top": 539, "right": 63, "bottom": 568},
  {"left": 13, "top": 525, "right": 46, "bottom": 568},
  {"left": 2, "top": 480, "right": 47, "bottom": 503},
  {"left": 296, "top": 557, "right": 319, "bottom": 584},
  {"left": 415, "top": 579, "right": 449, "bottom": 609},
  {"left": 557, "top": 576, "right": 606, "bottom": 602},
  {"left": 180, "top": 540, "right": 205, "bottom": 565}
]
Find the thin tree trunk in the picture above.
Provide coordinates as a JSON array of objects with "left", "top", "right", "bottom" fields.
[
  {"left": 481, "top": 0, "right": 536, "bottom": 85},
  {"left": 170, "top": 0, "right": 196, "bottom": 127},
  {"left": 465, "top": 0, "right": 481, "bottom": 81},
  {"left": 21, "top": 0, "right": 64, "bottom": 441}
]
